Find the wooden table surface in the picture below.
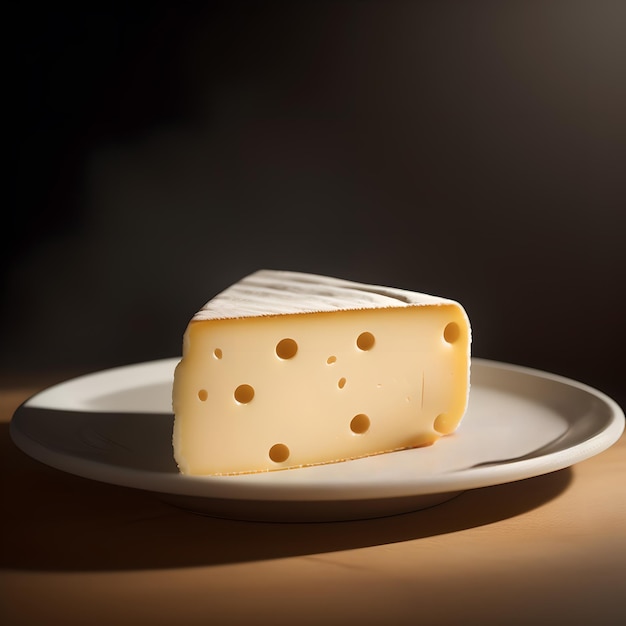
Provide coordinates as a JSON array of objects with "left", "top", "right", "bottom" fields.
[{"left": 1, "top": 373, "right": 625, "bottom": 626}]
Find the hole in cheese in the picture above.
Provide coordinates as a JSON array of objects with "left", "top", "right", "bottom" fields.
[
  {"left": 338, "top": 377, "right": 346, "bottom": 389},
  {"left": 213, "top": 348, "right": 223, "bottom": 359},
  {"left": 234, "top": 384, "right": 255, "bottom": 404},
  {"left": 350, "top": 413, "right": 370, "bottom": 434},
  {"left": 443, "top": 322, "right": 460, "bottom": 344},
  {"left": 434, "top": 413, "right": 455, "bottom": 434},
  {"left": 198, "top": 389, "right": 208, "bottom": 402},
  {"left": 276, "top": 338, "right": 298, "bottom": 360},
  {"left": 269, "top": 443, "right": 290, "bottom": 463},
  {"left": 356, "top": 331, "right": 375, "bottom": 351}
]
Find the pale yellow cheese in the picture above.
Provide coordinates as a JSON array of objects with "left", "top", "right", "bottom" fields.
[{"left": 172, "top": 270, "right": 471, "bottom": 475}]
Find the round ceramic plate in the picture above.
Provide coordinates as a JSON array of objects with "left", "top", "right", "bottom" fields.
[{"left": 10, "top": 358, "right": 624, "bottom": 522}]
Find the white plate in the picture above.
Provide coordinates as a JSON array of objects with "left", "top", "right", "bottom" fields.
[{"left": 10, "top": 358, "right": 624, "bottom": 522}]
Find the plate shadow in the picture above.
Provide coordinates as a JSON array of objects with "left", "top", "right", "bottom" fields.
[{"left": 2, "top": 422, "right": 572, "bottom": 572}]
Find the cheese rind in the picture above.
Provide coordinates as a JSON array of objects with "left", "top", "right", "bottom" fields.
[
  {"left": 172, "top": 270, "right": 471, "bottom": 475},
  {"left": 190, "top": 269, "right": 459, "bottom": 320}
]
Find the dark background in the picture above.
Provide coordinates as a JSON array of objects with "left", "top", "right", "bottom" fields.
[{"left": 4, "top": 1, "right": 625, "bottom": 407}]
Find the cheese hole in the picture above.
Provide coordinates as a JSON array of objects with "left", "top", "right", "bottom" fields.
[
  {"left": 444, "top": 322, "right": 460, "bottom": 344},
  {"left": 234, "top": 384, "right": 255, "bottom": 404},
  {"left": 269, "top": 443, "right": 290, "bottom": 463},
  {"left": 213, "top": 348, "right": 223, "bottom": 359},
  {"left": 356, "top": 332, "right": 375, "bottom": 351},
  {"left": 338, "top": 377, "right": 346, "bottom": 389},
  {"left": 350, "top": 413, "right": 370, "bottom": 434},
  {"left": 327, "top": 356, "right": 337, "bottom": 365},
  {"left": 198, "top": 389, "right": 208, "bottom": 402},
  {"left": 434, "top": 413, "right": 455, "bottom": 434},
  {"left": 276, "top": 338, "right": 298, "bottom": 360}
]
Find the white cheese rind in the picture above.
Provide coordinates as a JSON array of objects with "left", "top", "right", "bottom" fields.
[
  {"left": 172, "top": 270, "right": 471, "bottom": 475},
  {"left": 192, "top": 270, "right": 457, "bottom": 320}
]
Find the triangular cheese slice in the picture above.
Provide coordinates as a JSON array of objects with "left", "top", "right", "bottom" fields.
[{"left": 172, "top": 270, "right": 471, "bottom": 475}]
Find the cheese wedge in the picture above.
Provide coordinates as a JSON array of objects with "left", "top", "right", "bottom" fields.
[{"left": 172, "top": 270, "right": 471, "bottom": 475}]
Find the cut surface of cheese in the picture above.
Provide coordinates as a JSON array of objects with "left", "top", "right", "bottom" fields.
[{"left": 172, "top": 270, "right": 471, "bottom": 475}]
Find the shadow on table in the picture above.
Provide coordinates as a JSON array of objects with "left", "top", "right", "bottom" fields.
[{"left": 2, "top": 421, "right": 572, "bottom": 572}]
